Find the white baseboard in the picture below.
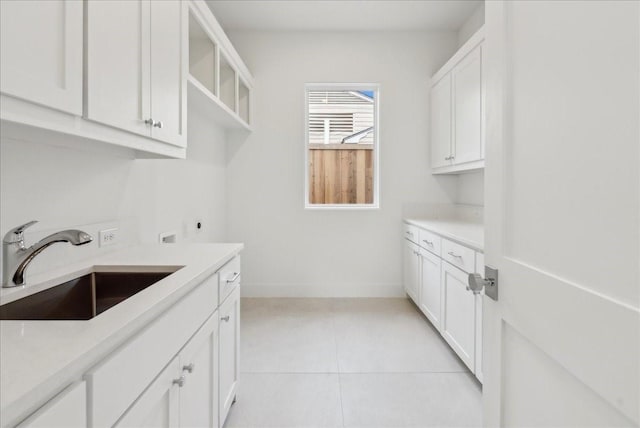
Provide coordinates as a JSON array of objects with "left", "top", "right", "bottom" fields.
[{"left": 240, "top": 283, "right": 405, "bottom": 298}]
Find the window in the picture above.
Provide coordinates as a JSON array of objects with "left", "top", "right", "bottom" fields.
[{"left": 305, "top": 84, "right": 379, "bottom": 209}]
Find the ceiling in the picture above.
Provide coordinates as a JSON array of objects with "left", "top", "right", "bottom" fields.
[{"left": 205, "top": 1, "right": 482, "bottom": 32}]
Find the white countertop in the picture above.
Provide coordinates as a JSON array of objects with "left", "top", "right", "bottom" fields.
[
  {"left": 404, "top": 218, "right": 484, "bottom": 251},
  {"left": 0, "top": 243, "right": 242, "bottom": 427}
]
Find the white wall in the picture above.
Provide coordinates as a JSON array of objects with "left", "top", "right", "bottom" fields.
[
  {"left": 457, "top": 171, "right": 485, "bottom": 206},
  {"left": 457, "top": 3, "right": 485, "bottom": 47},
  {"left": 225, "top": 31, "right": 459, "bottom": 297},
  {"left": 0, "top": 105, "right": 228, "bottom": 276}
]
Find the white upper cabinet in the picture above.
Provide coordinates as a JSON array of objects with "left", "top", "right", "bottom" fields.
[
  {"left": 430, "top": 28, "right": 484, "bottom": 174},
  {"left": 452, "top": 46, "right": 482, "bottom": 164},
  {"left": 0, "top": 0, "right": 83, "bottom": 115},
  {"left": 85, "top": 0, "right": 151, "bottom": 138},
  {"left": 149, "top": 0, "right": 188, "bottom": 146},
  {"left": 0, "top": 0, "right": 250, "bottom": 157},
  {"left": 430, "top": 74, "right": 452, "bottom": 169},
  {"left": 86, "top": 0, "right": 186, "bottom": 147}
]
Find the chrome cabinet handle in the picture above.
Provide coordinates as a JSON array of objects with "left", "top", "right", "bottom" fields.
[
  {"left": 423, "top": 240, "right": 433, "bottom": 246},
  {"left": 221, "top": 315, "right": 230, "bottom": 322},
  {"left": 405, "top": 231, "right": 413, "bottom": 236},
  {"left": 144, "top": 118, "right": 154, "bottom": 126},
  {"left": 226, "top": 272, "right": 240, "bottom": 283},
  {"left": 173, "top": 375, "right": 186, "bottom": 387},
  {"left": 153, "top": 120, "right": 163, "bottom": 128},
  {"left": 447, "top": 251, "right": 462, "bottom": 259},
  {"left": 445, "top": 155, "right": 456, "bottom": 160},
  {"left": 183, "top": 363, "right": 194, "bottom": 373}
]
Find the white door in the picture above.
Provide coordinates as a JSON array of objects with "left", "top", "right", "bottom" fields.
[
  {"left": 403, "top": 240, "right": 420, "bottom": 303},
  {"left": 430, "top": 74, "right": 452, "bottom": 168},
  {"left": 180, "top": 312, "right": 220, "bottom": 428},
  {"left": 441, "top": 262, "right": 475, "bottom": 371},
  {"left": 85, "top": 0, "right": 151, "bottom": 137},
  {"left": 452, "top": 45, "right": 482, "bottom": 164},
  {"left": 149, "top": 0, "right": 187, "bottom": 147},
  {"left": 219, "top": 287, "right": 240, "bottom": 426},
  {"left": 0, "top": 0, "right": 83, "bottom": 115},
  {"left": 115, "top": 357, "right": 180, "bottom": 428},
  {"left": 419, "top": 249, "right": 442, "bottom": 331},
  {"left": 483, "top": 1, "right": 639, "bottom": 426}
]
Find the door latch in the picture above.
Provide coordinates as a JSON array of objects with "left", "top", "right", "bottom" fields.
[{"left": 467, "top": 266, "right": 498, "bottom": 301}]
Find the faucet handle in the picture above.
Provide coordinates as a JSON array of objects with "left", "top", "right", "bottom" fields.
[{"left": 3, "top": 220, "right": 38, "bottom": 244}]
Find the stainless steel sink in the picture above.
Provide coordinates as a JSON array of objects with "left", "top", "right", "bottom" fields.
[{"left": 0, "top": 267, "right": 182, "bottom": 320}]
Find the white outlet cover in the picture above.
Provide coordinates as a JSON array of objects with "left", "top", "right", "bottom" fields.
[{"left": 99, "top": 228, "right": 118, "bottom": 247}]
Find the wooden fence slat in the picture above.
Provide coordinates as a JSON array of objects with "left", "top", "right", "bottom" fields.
[{"left": 309, "top": 147, "right": 373, "bottom": 205}]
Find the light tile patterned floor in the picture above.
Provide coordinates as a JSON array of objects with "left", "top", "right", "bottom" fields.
[{"left": 225, "top": 298, "right": 482, "bottom": 428}]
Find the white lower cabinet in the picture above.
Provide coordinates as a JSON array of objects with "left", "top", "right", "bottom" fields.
[
  {"left": 17, "top": 382, "right": 86, "bottom": 428},
  {"left": 179, "top": 313, "right": 220, "bottom": 428},
  {"left": 114, "top": 357, "right": 181, "bottom": 428},
  {"left": 441, "top": 262, "right": 476, "bottom": 371},
  {"left": 218, "top": 286, "right": 240, "bottom": 426},
  {"left": 403, "top": 240, "right": 421, "bottom": 303},
  {"left": 418, "top": 249, "right": 442, "bottom": 331},
  {"left": 15, "top": 254, "right": 247, "bottom": 428},
  {"left": 403, "top": 223, "right": 483, "bottom": 381},
  {"left": 116, "top": 312, "right": 220, "bottom": 428}
]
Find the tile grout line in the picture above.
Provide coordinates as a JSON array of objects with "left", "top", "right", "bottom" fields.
[
  {"left": 329, "top": 300, "right": 347, "bottom": 428},
  {"left": 239, "top": 370, "right": 469, "bottom": 375}
]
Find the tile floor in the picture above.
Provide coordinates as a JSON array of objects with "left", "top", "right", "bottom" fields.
[{"left": 225, "top": 298, "right": 482, "bottom": 428}]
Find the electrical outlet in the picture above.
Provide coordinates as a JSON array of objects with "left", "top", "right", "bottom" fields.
[{"left": 99, "top": 228, "right": 119, "bottom": 247}]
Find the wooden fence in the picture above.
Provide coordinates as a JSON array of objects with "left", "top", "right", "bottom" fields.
[{"left": 308, "top": 144, "right": 373, "bottom": 204}]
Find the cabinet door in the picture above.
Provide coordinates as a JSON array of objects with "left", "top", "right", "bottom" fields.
[
  {"left": 149, "top": 0, "right": 187, "bottom": 147},
  {"left": 180, "top": 312, "right": 220, "bottom": 428},
  {"left": 430, "top": 74, "right": 452, "bottom": 169},
  {"left": 17, "top": 382, "right": 86, "bottom": 428},
  {"left": 419, "top": 250, "right": 442, "bottom": 331},
  {"left": 85, "top": 0, "right": 151, "bottom": 137},
  {"left": 219, "top": 287, "right": 240, "bottom": 426},
  {"left": 0, "top": 0, "right": 82, "bottom": 115},
  {"left": 452, "top": 45, "right": 482, "bottom": 164},
  {"left": 114, "top": 357, "right": 180, "bottom": 428},
  {"left": 441, "top": 261, "right": 476, "bottom": 371},
  {"left": 403, "top": 240, "right": 420, "bottom": 304},
  {"left": 474, "top": 252, "right": 484, "bottom": 382}
]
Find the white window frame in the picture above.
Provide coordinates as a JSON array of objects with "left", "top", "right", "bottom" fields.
[{"left": 304, "top": 83, "right": 380, "bottom": 210}]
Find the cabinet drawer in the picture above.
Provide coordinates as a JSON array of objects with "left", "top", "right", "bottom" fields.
[
  {"left": 86, "top": 274, "right": 217, "bottom": 428},
  {"left": 442, "top": 239, "right": 475, "bottom": 273},
  {"left": 403, "top": 223, "right": 419, "bottom": 244},
  {"left": 17, "top": 381, "right": 86, "bottom": 428},
  {"left": 218, "top": 256, "right": 241, "bottom": 303},
  {"left": 418, "top": 229, "right": 441, "bottom": 256}
]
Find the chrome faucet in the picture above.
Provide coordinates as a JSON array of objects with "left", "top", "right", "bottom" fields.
[{"left": 2, "top": 221, "right": 93, "bottom": 288}]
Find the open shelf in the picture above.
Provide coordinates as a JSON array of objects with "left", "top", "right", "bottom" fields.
[
  {"left": 187, "top": 75, "right": 250, "bottom": 131},
  {"left": 219, "top": 53, "right": 236, "bottom": 112},
  {"left": 187, "top": 4, "right": 252, "bottom": 131},
  {"left": 189, "top": 12, "right": 217, "bottom": 96},
  {"left": 238, "top": 78, "right": 250, "bottom": 124}
]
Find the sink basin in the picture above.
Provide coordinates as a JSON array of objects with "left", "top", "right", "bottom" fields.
[{"left": 0, "top": 267, "right": 183, "bottom": 320}]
